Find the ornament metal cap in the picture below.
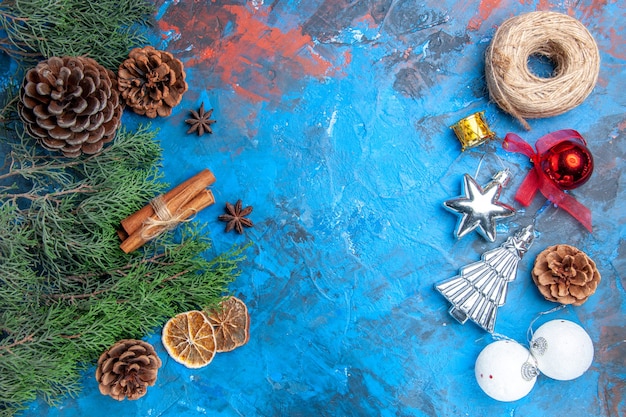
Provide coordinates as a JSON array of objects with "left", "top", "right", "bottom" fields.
[
  {"left": 450, "top": 111, "right": 497, "bottom": 151},
  {"left": 492, "top": 168, "right": 512, "bottom": 188}
]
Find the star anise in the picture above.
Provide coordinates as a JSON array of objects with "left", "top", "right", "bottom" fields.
[
  {"left": 185, "top": 103, "right": 216, "bottom": 136},
  {"left": 218, "top": 200, "right": 253, "bottom": 234}
]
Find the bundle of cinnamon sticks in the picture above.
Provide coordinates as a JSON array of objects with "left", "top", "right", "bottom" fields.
[{"left": 118, "top": 169, "right": 216, "bottom": 253}]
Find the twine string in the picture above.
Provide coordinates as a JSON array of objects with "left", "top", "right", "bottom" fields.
[
  {"left": 151, "top": 194, "right": 173, "bottom": 224},
  {"left": 141, "top": 194, "right": 198, "bottom": 240},
  {"left": 485, "top": 11, "right": 600, "bottom": 130}
]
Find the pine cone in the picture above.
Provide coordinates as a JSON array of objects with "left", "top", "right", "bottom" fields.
[
  {"left": 18, "top": 56, "right": 123, "bottom": 158},
  {"left": 118, "top": 46, "right": 187, "bottom": 118},
  {"left": 532, "top": 244, "right": 601, "bottom": 306},
  {"left": 95, "top": 339, "right": 162, "bottom": 401}
]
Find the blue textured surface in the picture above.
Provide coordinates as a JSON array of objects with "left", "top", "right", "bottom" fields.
[{"left": 25, "top": 0, "right": 625, "bottom": 416}]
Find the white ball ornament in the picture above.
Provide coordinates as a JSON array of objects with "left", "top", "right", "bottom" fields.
[
  {"left": 530, "top": 319, "right": 594, "bottom": 381},
  {"left": 475, "top": 340, "right": 539, "bottom": 402}
]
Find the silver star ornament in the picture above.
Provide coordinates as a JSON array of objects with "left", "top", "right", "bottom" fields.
[{"left": 443, "top": 169, "right": 515, "bottom": 242}]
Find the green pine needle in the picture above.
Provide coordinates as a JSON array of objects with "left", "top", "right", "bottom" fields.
[{"left": 0, "top": 0, "right": 154, "bottom": 69}]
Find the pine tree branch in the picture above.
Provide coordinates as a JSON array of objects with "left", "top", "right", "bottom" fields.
[
  {"left": 0, "top": 333, "right": 35, "bottom": 356},
  {"left": 0, "top": 2, "right": 250, "bottom": 411},
  {"left": 0, "top": 139, "right": 131, "bottom": 181},
  {"left": 1, "top": 183, "right": 96, "bottom": 203},
  {"left": 0, "top": 95, "right": 19, "bottom": 123},
  {"left": 0, "top": 0, "right": 155, "bottom": 69},
  {"left": 0, "top": 122, "right": 248, "bottom": 413}
]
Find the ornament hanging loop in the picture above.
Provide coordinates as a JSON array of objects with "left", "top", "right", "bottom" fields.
[{"left": 526, "top": 304, "right": 567, "bottom": 344}]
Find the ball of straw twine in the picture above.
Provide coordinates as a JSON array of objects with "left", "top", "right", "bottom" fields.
[{"left": 485, "top": 11, "right": 600, "bottom": 130}]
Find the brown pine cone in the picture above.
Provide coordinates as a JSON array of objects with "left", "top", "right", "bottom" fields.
[
  {"left": 18, "top": 56, "right": 123, "bottom": 158},
  {"left": 531, "top": 244, "right": 601, "bottom": 306},
  {"left": 118, "top": 46, "right": 187, "bottom": 118},
  {"left": 95, "top": 339, "right": 162, "bottom": 401}
]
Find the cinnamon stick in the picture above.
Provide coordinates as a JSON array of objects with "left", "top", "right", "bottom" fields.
[
  {"left": 120, "top": 169, "right": 216, "bottom": 237},
  {"left": 120, "top": 189, "right": 215, "bottom": 253}
]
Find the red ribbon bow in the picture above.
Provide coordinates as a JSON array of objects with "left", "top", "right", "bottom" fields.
[{"left": 502, "top": 129, "right": 592, "bottom": 232}]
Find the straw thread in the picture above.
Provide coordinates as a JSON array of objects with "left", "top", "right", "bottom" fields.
[
  {"left": 485, "top": 11, "right": 600, "bottom": 130},
  {"left": 141, "top": 195, "right": 197, "bottom": 239}
]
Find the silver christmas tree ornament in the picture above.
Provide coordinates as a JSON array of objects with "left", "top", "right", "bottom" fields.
[{"left": 435, "top": 225, "right": 535, "bottom": 333}]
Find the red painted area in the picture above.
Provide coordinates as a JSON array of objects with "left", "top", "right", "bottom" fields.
[
  {"left": 211, "top": 5, "right": 339, "bottom": 102},
  {"left": 607, "top": 27, "right": 626, "bottom": 60},
  {"left": 159, "top": 3, "right": 348, "bottom": 103},
  {"left": 355, "top": 13, "right": 378, "bottom": 28},
  {"left": 158, "top": 3, "right": 236, "bottom": 57},
  {"left": 536, "top": 0, "right": 554, "bottom": 10},
  {"left": 467, "top": 0, "right": 504, "bottom": 31},
  {"left": 577, "top": 0, "right": 610, "bottom": 18},
  {"left": 157, "top": 20, "right": 181, "bottom": 41},
  {"left": 465, "top": 0, "right": 586, "bottom": 30},
  {"left": 598, "top": 325, "right": 626, "bottom": 416}
]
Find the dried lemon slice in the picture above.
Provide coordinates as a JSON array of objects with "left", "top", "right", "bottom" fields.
[
  {"left": 205, "top": 296, "right": 250, "bottom": 352},
  {"left": 161, "top": 310, "right": 217, "bottom": 368}
]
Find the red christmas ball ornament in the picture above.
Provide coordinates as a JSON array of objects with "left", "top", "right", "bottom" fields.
[
  {"left": 539, "top": 139, "right": 594, "bottom": 190},
  {"left": 502, "top": 129, "right": 594, "bottom": 232}
]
